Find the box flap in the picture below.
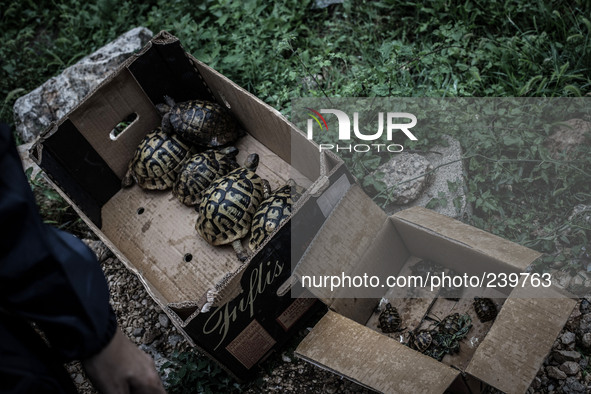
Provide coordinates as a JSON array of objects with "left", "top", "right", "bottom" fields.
[
  {"left": 393, "top": 207, "right": 542, "bottom": 271},
  {"left": 294, "top": 184, "right": 388, "bottom": 303},
  {"left": 295, "top": 310, "right": 459, "bottom": 393},
  {"left": 466, "top": 285, "right": 576, "bottom": 394},
  {"left": 69, "top": 68, "right": 161, "bottom": 179}
]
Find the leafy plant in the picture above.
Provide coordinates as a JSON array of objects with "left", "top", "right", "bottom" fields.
[
  {"left": 162, "top": 351, "right": 242, "bottom": 394},
  {"left": 25, "top": 167, "right": 87, "bottom": 237}
]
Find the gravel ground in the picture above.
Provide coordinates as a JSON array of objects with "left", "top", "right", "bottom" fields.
[
  {"left": 67, "top": 239, "right": 372, "bottom": 394},
  {"left": 65, "top": 238, "right": 591, "bottom": 394}
]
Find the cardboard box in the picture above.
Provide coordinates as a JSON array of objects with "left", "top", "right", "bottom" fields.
[
  {"left": 294, "top": 185, "right": 577, "bottom": 394},
  {"left": 30, "top": 31, "right": 353, "bottom": 380}
]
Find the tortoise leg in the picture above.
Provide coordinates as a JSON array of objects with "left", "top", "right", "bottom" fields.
[
  {"left": 121, "top": 163, "right": 135, "bottom": 188},
  {"left": 232, "top": 240, "right": 248, "bottom": 262},
  {"left": 155, "top": 102, "right": 171, "bottom": 116},
  {"left": 262, "top": 179, "right": 271, "bottom": 199},
  {"left": 161, "top": 113, "right": 173, "bottom": 134}
]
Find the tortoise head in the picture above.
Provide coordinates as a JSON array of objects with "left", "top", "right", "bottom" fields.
[
  {"left": 156, "top": 95, "right": 176, "bottom": 115},
  {"left": 244, "top": 153, "right": 259, "bottom": 172},
  {"left": 164, "top": 95, "right": 176, "bottom": 107},
  {"left": 286, "top": 178, "right": 306, "bottom": 201}
]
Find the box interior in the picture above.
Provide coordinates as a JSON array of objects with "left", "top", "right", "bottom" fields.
[
  {"left": 32, "top": 32, "right": 341, "bottom": 312},
  {"left": 295, "top": 192, "right": 576, "bottom": 393},
  {"left": 323, "top": 208, "right": 517, "bottom": 377}
]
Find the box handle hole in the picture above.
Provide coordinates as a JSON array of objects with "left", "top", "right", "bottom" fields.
[{"left": 110, "top": 112, "right": 138, "bottom": 140}]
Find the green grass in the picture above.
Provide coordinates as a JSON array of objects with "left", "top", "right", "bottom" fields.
[{"left": 2, "top": 0, "right": 591, "bottom": 391}]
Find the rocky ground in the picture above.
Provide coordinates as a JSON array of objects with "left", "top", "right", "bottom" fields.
[
  {"left": 63, "top": 237, "right": 591, "bottom": 394},
  {"left": 65, "top": 238, "right": 373, "bottom": 394}
]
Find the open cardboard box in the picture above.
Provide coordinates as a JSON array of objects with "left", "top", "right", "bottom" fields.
[
  {"left": 294, "top": 185, "right": 577, "bottom": 394},
  {"left": 30, "top": 31, "right": 353, "bottom": 380}
]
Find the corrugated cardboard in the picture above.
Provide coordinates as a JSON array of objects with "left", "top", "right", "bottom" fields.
[
  {"left": 30, "top": 31, "right": 352, "bottom": 380},
  {"left": 295, "top": 189, "right": 576, "bottom": 393}
]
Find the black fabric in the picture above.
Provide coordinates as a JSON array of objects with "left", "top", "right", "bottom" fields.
[
  {"left": 0, "top": 124, "right": 117, "bottom": 391},
  {"left": 0, "top": 313, "right": 78, "bottom": 394}
]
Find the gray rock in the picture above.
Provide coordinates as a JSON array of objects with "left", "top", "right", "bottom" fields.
[
  {"left": 580, "top": 332, "right": 591, "bottom": 349},
  {"left": 132, "top": 327, "right": 145, "bottom": 337},
  {"left": 579, "top": 312, "right": 591, "bottom": 334},
  {"left": 167, "top": 334, "right": 184, "bottom": 347},
  {"left": 376, "top": 153, "right": 433, "bottom": 205},
  {"left": 553, "top": 350, "right": 582, "bottom": 363},
  {"left": 312, "top": 0, "right": 344, "bottom": 8},
  {"left": 553, "top": 270, "right": 574, "bottom": 290},
  {"left": 82, "top": 239, "right": 111, "bottom": 262},
  {"left": 551, "top": 260, "right": 568, "bottom": 269},
  {"left": 546, "top": 365, "right": 567, "bottom": 380},
  {"left": 142, "top": 328, "right": 161, "bottom": 345},
  {"left": 16, "top": 142, "right": 41, "bottom": 177},
  {"left": 561, "top": 331, "right": 576, "bottom": 346},
  {"left": 569, "top": 205, "right": 591, "bottom": 226},
  {"left": 560, "top": 361, "right": 580, "bottom": 376},
  {"left": 139, "top": 343, "right": 170, "bottom": 375},
  {"left": 544, "top": 118, "right": 591, "bottom": 161},
  {"left": 13, "top": 27, "right": 153, "bottom": 143},
  {"left": 580, "top": 299, "right": 591, "bottom": 314},
  {"left": 384, "top": 135, "right": 470, "bottom": 218},
  {"left": 158, "top": 313, "right": 170, "bottom": 328},
  {"left": 562, "top": 377, "right": 587, "bottom": 394},
  {"left": 568, "top": 275, "right": 586, "bottom": 292}
]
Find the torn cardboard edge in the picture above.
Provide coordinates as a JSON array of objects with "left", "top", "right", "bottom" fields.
[{"left": 296, "top": 310, "right": 460, "bottom": 394}]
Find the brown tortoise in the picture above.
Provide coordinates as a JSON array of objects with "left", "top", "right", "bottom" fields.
[
  {"left": 173, "top": 147, "right": 240, "bottom": 206},
  {"left": 122, "top": 127, "right": 195, "bottom": 190},
  {"left": 248, "top": 179, "right": 303, "bottom": 251},
  {"left": 195, "top": 153, "right": 269, "bottom": 261},
  {"left": 157, "top": 96, "right": 241, "bottom": 147}
]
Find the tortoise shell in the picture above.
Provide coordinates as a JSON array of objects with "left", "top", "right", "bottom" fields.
[
  {"left": 438, "top": 312, "right": 472, "bottom": 337},
  {"left": 159, "top": 97, "right": 240, "bottom": 147},
  {"left": 409, "top": 330, "right": 432, "bottom": 353},
  {"left": 473, "top": 297, "right": 498, "bottom": 322},
  {"left": 378, "top": 303, "right": 403, "bottom": 333},
  {"left": 173, "top": 147, "right": 239, "bottom": 206},
  {"left": 195, "top": 153, "right": 265, "bottom": 261},
  {"left": 122, "top": 127, "right": 194, "bottom": 190},
  {"left": 248, "top": 180, "right": 302, "bottom": 251},
  {"left": 438, "top": 313, "right": 463, "bottom": 335}
]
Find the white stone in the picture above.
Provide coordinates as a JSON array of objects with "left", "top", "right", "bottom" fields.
[
  {"left": 375, "top": 153, "right": 433, "bottom": 205},
  {"left": 383, "top": 135, "right": 470, "bottom": 218},
  {"left": 13, "top": 27, "right": 153, "bottom": 143}
]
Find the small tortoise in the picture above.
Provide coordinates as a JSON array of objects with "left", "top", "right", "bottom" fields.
[
  {"left": 437, "top": 312, "right": 472, "bottom": 336},
  {"left": 157, "top": 96, "right": 240, "bottom": 147},
  {"left": 378, "top": 303, "right": 404, "bottom": 333},
  {"left": 408, "top": 330, "right": 433, "bottom": 353},
  {"left": 195, "top": 153, "right": 268, "bottom": 261},
  {"left": 122, "top": 127, "right": 195, "bottom": 190},
  {"left": 473, "top": 297, "right": 498, "bottom": 322},
  {"left": 172, "top": 146, "right": 239, "bottom": 206},
  {"left": 248, "top": 179, "right": 303, "bottom": 251}
]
